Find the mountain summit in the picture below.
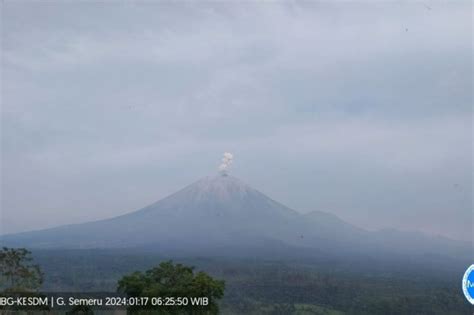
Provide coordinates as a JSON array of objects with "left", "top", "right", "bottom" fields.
[
  {"left": 1, "top": 175, "right": 338, "bottom": 249},
  {"left": 1, "top": 175, "right": 469, "bottom": 262},
  {"left": 159, "top": 175, "right": 261, "bottom": 205}
]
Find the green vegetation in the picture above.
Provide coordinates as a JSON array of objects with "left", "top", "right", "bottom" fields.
[
  {"left": 0, "top": 247, "right": 43, "bottom": 292},
  {"left": 118, "top": 260, "right": 225, "bottom": 314},
  {"left": 0, "top": 247, "right": 49, "bottom": 312},
  {"left": 28, "top": 249, "right": 473, "bottom": 314}
]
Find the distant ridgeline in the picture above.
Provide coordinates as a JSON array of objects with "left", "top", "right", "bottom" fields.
[{"left": 1, "top": 175, "right": 471, "bottom": 267}]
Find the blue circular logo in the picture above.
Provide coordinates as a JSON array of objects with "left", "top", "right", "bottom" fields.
[{"left": 462, "top": 264, "right": 474, "bottom": 305}]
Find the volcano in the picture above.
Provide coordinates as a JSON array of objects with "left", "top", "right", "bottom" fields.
[{"left": 1, "top": 175, "right": 470, "bottom": 261}]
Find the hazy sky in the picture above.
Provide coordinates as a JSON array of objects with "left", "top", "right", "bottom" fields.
[{"left": 1, "top": 1, "right": 472, "bottom": 241}]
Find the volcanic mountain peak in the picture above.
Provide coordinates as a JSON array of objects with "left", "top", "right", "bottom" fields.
[
  {"left": 178, "top": 174, "right": 254, "bottom": 202},
  {"left": 1, "top": 173, "right": 469, "bottom": 265}
]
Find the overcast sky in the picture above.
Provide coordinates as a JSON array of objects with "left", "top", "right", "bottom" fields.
[{"left": 1, "top": 1, "right": 472, "bottom": 241}]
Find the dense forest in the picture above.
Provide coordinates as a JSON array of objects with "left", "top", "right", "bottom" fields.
[{"left": 25, "top": 249, "right": 473, "bottom": 315}]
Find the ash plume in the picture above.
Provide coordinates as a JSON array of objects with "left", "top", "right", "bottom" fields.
[{"left": 218, "top": 152, "right": 233, "bottom": 175}]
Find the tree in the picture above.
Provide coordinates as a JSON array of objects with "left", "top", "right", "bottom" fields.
[
  {"left": 118, "top": 260, "right": 225, "bottom": 314},
  {"left": 0, "top": 247, "right": 43, "bottom": 292}
]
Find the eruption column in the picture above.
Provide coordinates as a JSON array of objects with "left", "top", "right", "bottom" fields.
[{"left": 218, "top": 152, "right": 233, "bottom": 175}]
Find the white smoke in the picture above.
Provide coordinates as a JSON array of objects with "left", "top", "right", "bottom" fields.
[{"left": 218, "top": 152, "right": 233, "bottom": 175}]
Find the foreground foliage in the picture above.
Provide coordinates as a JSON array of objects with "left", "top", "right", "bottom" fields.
[
  {"left": 118, "top": 260, "right": 225, "bottom": 314},
  {"left": 0, "top": 247, "right": 43, "bottom": 292},
  {"left": 32, "top": 250, "right": 472, "bottom": 315}
]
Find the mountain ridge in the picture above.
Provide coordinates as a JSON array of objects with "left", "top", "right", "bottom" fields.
[{"left": 1, "top": 174, "right": 470, "bottom": 263}]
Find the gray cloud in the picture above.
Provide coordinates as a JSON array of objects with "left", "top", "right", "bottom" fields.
[{"left": 1, "top": 1, "right": 472, "bottom": 241}]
